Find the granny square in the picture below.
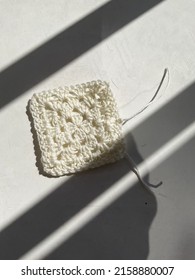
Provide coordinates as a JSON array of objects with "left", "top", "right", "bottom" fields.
[{"left": 30, "top": 80, "right": 125, "bottom": 176}]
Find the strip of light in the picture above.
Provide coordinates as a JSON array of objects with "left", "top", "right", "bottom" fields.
[{"left": 20, "top": 121, "right": 195, "bottom": 260}]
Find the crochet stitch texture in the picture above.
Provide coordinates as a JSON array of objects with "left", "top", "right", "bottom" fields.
[{"left": 30, "top": 80, "right": 125, "bottom": 176}]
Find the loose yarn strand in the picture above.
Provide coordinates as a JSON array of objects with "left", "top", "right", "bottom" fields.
[
  {"left": 123, "top": 68, "right": 169, "bottom": 189},
  {"left": 125, "top": 152, "right": 162, "bottom": 191},
  {"left": 122, "top": 68, "right": 169, "bottom": 125}
]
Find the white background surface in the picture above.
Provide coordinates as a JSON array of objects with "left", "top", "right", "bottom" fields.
[{"left": 0, "top": 0, "right": 195, "bottom": 259}]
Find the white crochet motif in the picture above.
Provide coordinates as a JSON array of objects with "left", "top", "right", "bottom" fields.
[{"left": 30, "top": 80, "right": 125, "bottom": 176}]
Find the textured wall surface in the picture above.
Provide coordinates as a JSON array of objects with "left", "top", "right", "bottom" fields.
[{"left": 0, "top": 0, "right": 195, "bottom": 259}]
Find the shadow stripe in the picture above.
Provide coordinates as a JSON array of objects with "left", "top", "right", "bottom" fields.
[
  {"left": 1, "top": 80, "right": 195, "bottom": 259},
  {"left": 0, "top": 0, "right": 164, "bottom": 108}
]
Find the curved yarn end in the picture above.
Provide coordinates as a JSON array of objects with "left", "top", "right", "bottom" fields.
[
  {"left": 123, "top": 68, "right": 169, "bottom": 125},
  {"left": 125, "top": 152, "right": 162, "bottom": 192}
]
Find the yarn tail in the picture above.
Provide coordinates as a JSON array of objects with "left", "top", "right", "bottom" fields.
[
  {"left": 125, "top": 152, "right": 162, "bottom": 190},
  {"left": 123, "top": 68, "right": 169, "bottom": 125}
]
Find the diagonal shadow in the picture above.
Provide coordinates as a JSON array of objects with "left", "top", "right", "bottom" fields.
[
  {"left": 0, "top": 132, "right": 155, "bottom": 260},
  {"left": 131, "top": 84, "right": 195, "bottom": 158},
  {"left": 44, "top": 82, "right": 195, "bottom": 260},
  {"left": 0, "top": 80, "right": 195, "bottom": 259},
  {"left": 45, "top": 182, "right": 155, "bottom": 260},
  {"left": 0, "top": 0, "right": 164, "bottom": 109}
]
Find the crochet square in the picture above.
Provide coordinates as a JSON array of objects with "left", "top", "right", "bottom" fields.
[{"left": 30, "top": 80, "right": 125, "bottom": 176}]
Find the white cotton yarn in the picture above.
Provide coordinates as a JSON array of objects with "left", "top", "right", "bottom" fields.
[{"left": 30, "top": 80, "right": 125, "bottom": 176}]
